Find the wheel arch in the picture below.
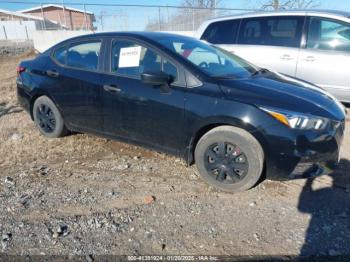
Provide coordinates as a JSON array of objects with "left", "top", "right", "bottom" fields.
[
  {"left": 187, "top": 118, "right": 269, "bottom": 169},
  {"left": 29, "top": 91, "right": 59, "bottom": 120}
]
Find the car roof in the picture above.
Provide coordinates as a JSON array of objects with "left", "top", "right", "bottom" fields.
[
  {"left": 48, "top": 31, "right": 195, "bottom": 53},
  {"left": 203, "top": 9, "right": 350, "bottom": 23},
  {"left": 60, "top": 31, "right": 193, "bottom": 43}
]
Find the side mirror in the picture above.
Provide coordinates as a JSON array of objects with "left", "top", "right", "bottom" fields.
[{"left": 141, "top": 71, "right": 173, "bottom": 86}]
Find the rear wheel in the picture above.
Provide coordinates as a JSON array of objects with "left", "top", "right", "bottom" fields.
[
  {"left": 194, "top": 126, "right": 264, "bottom": 193},
  {"left": 33, "top": 96, "right": 68, "bottom": 138}
]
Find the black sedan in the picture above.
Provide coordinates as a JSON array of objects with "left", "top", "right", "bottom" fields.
[{"left": 17, "top": 32, "right": 346, "bottom": 192}]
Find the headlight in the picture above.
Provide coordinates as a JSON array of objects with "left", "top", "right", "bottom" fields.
[{"left": 260, "top": 107, "right": 329, "bottom": 130}]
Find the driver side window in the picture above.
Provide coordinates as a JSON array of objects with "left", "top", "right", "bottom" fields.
[
  {"left": 111, "top": 39, "right": 178, "bottom": 81},
  {"left": 307, "top": 17, "right": 350, "bottom": 52}
]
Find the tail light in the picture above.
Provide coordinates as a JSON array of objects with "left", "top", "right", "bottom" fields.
[{"left": 16, "top": 66, "right": 25, "bottom": 75}]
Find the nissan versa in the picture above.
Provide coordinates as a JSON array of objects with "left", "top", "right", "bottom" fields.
[{"left": 17, "top": 32, "right": 346, "bottom": 192}]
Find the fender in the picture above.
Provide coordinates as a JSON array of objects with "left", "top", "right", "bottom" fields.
[{"left": 185, "top": 115, "right": 270, "bottom": 166}]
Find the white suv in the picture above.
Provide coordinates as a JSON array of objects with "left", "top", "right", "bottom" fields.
[{"left": 195, "top": 10, "right": 350, "bottom": 102}]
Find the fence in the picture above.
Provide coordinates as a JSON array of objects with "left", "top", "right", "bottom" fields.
[
  {"left": 0, "top": 21, "right": 37, "bottom": 40},
  {"left": 0, "top": 1, "right": 261, "bottom": 50},
  {"left": 0, "top": 1, "right": 259, "bottom": 32}
]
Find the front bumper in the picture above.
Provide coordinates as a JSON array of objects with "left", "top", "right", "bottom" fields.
[
  {"left": 289, "top": 160, "right": 337, "bottom": 179},
  {"left": 265, "top": 119, "right": 346, "bottom": 180}
]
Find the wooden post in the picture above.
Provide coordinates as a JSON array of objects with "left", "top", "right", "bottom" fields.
[
  {"left": 158, "top": 7, "right": 161, "bottom": 31},
  {"left": 41, "top": 3, "right": 46, "bottom": 30},
  {"left": 83, "top": 4, "right": 88, "bottom": 30},
  {"left": 25, "top": 25, "right": 29, "bottom": 40},
  {"left": 3, "top": 26, "right": 7, "bottom": 40},
  {"left": 62, "top": 0, "right": 67, "bottom": 29}
]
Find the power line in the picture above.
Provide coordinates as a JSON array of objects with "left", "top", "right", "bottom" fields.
[{"left": 1, "top": 1, "right": 261, "bottom": 11}]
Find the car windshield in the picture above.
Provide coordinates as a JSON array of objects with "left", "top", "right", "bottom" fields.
[{"left": 155, "top": 35, "right": 256, "bottom": 78}]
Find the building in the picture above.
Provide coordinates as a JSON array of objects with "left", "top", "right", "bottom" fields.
[
  {"left": 19, "top": 4, "right": 95, "bottom": 30},
  {"left": 0, "top": 8, "right": 62, "bottom": 32},
  {"left": 0, "top": 8, "right": 44, "bottom": 22}
]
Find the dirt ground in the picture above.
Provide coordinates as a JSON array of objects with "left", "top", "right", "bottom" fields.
[{"left": 0, "top": 53, "right": 349, "bottom": 258}]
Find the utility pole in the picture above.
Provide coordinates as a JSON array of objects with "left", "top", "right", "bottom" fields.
[
  {"left": 83, "top": 4, "right": 87, "bottom": 30},
  {"left": 40, "top": 3, "right": 46, "bottom": 30},
  {"left": 62, "top": 0, "right": 67, "bottom": 29},
  {"left": 100, "top": 10, "right": 104, "bottom": 31},
  {"left": 158, "top": 7, "right": 161, "bottom": 31},
  {"left": 214, "top": 0, "right": 217, "bottom": 17}
]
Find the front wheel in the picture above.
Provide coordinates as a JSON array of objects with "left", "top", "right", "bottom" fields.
[
  {"left": 33, "top": 96, "right": 68, "bottom": 138},
  {"left": 194, "top": 126, "right": 264, "bottom": 193}
]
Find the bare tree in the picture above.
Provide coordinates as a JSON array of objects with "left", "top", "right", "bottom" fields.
[
  {"left": 146, "top": 0, "right": 223, "bottom": 31},
  {"left": 260, "top": 0, "right": 319, "bottom": 10},
  {"left": 182, "top": 0, "right": 221, "bottom": 9}
]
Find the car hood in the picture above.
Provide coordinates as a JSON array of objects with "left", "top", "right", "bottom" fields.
[{"left": 219, "top": 72, "right": 345, "bottom": 121}]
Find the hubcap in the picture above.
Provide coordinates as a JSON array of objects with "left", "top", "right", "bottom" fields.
[
  {"left": 204, "top": 142, "right": 248, "bottom": 184},
  {"left": 36, "top": 104, "right": 56, "bottom": 133}
]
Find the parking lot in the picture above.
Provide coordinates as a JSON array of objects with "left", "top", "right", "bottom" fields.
[{"left": 0, "top": 53, "right": 350, "bottom": 257}]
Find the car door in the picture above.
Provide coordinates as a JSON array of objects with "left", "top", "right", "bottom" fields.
[
  {"left": 296, "top": 16, "right": 350, "bottom": 102},
  {"left": 234, "top": 15, "right": 304, "bottom": 77},
  {"left": 47, "top": 39, "right": 105, "bottom": 131},
  {"left": 101, "top": 37, "right": 186, "bottom": 153}
]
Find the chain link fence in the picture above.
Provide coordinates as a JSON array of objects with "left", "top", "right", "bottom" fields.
[
  {"left": 1, "top": 1, "right": 260, "bottom": 32},
  {"left": 91, "top": 5, "right": 257, "bottom": 32}
]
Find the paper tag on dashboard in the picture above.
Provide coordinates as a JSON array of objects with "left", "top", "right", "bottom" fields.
[{"left": 119, "top": 46, "right": 142, "bottom": 68}]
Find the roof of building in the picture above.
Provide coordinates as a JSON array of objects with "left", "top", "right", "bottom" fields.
[
  {"left": 18, "top": 4, "right": 94, "bottom": 15},
  {"left": 0, "top": 8, "right": 44, "bottom": 20}
]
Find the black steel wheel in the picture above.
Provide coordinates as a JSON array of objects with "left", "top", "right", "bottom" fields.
[
  {"left": 195, "top": 126, "right": 264, "bottom": 193},
  {"left": 33, "top": 96, "right": 68, "bottom": 138}
]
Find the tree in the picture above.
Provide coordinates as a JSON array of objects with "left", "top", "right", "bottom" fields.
[
  {"left": 260, "top": 0, "right": 319, "bottom": 10},
  {"left": 145, "top": 0, "right": 222, "bottom": 31},
  {"left": 182, "top": 0, "right": 221, "bottom": 9}
]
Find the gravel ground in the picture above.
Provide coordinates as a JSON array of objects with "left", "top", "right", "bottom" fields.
[{"left": 0, "top": 53, "right": 349, "bottom": 258}]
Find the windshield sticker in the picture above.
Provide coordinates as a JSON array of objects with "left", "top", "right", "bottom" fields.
[{"left": 119, "top": 46, "right": 142, "bottom": 68}]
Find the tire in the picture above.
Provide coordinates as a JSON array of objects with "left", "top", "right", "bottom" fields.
[
  {"left": 33, "top": 96, "right": 68, "bottom": 138},
  {"left": 194, "top": 125, "right": 264, "bottom": 193}
]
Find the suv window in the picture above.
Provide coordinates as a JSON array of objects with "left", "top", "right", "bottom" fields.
[
  {"left": 111, "top": 39, "right": 178, "bottom": 81},
  {"left": 238, "top": 16, "right": 303, "bottom": 48},
  {"left": 201, "top": 19, "right": 240, "bottom": 44},
  {"left": 65, "top": 41, "right": 101, "bottom": 70},
  {"left": 307, "top": 17, "right": 350, "bottom": 52}
]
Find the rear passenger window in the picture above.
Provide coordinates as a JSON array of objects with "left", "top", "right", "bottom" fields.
[
  {"left": 66, "top": 41, "right": 101, "bottom": 70},
  {"left": 201, "top": 19, "right": 240, "bottom": 44},
  {"left": 307, "top": 17, "right": 350, "bottom": 52},
  {"left": 238, "top": 16, "right": 303, "bottom": 48}
]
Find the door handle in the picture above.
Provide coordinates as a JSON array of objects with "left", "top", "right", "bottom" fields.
[
  {"left": 103, "top": 84, "right": 121, "bottom": 93},
  {"left": 304, "top": 56, "right": 316, "bottom": 62},
  {"left": 280, "top": 54, "right": 293, "bottom": 61},
  {"left": 46, "top": 70, "right": 59, "bottom": 77}
]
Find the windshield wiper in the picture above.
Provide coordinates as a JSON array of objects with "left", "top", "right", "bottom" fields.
[{"left": 251, "top": 68, "right": 269, "bottom": 77}]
